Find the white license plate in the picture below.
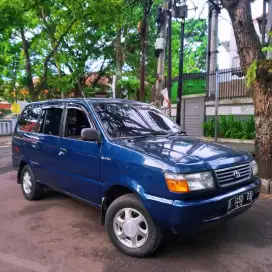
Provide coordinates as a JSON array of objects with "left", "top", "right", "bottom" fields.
[{"left": 227, "top": 191, "right": 253, "bottom": 213}]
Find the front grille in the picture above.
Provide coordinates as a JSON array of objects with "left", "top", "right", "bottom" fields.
[{"left": 215, "top": 163, "right": 252, "bottom": 187}]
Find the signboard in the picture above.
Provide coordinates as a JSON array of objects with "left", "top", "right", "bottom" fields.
[{"left": 11, "top": 103, "right": 21, "bottom": 114}]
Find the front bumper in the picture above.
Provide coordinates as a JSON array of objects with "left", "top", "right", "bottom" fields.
[{"left": 144, "top": 178, "right": 261, "bottom": 233}]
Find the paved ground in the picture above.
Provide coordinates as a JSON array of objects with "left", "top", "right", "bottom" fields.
[
  {"left": 1, "top": 146, "right": 272, "bottom": 272},
  {"left": 0, "top": 136, "right": 12, "bottom": 148}
]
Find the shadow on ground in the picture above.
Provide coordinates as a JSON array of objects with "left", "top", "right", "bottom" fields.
[{"left": 12, "top": 186, "right": 272, "bottom": 272}]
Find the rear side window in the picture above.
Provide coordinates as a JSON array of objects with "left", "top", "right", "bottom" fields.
[
  {"left": 43, "top": 108, "right": 63, "bottom": 136},
  {"left": 18, "top": 105, "right": 42, "bottom": 132}
]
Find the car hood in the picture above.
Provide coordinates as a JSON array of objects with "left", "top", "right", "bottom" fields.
[{"left": 115, "top": 136, "right": 252, "bottom": 172}]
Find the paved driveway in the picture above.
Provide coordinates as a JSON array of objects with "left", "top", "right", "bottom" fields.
[{"left": 1, "top": 146, "right": 272, "bottom": 272}]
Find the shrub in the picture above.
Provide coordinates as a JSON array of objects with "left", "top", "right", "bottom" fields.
[{"left": 203, "top": 115, "right": 255, "bottom": 140}]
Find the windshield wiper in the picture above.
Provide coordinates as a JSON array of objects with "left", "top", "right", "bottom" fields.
[
  {"left": 166, "top": 131, "right": 187, "bottom": 137},
  {"left": 126, "top": 131, "right": 169, "bottom": 141}
]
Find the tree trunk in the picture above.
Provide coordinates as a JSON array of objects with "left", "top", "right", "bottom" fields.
[
  {"left": 253, "top": 79, "right": 272, "bottom": 179},
  {"left": 221, "top": 0, "right": 272, "bottom": 178},
  {"left": 115, "top": 28, "right": 123, "bottom": 98},
  {"left": 40, "top": 19, "right": 77, "bottom": 90},
  {"left": 139, "top": 0, "right": 148, "bottom": 101},
  {"left": 221, "top": 0, "right": 262, "bottom": 71},
  {"left": 74, "top": 78, "right": 84, "bottom": 98},
  {"left": 54, "top": 52, "right": 64, "bottom": 98},
  {"left": 20, "top": 26, "right": 37, "bottom": 101}
]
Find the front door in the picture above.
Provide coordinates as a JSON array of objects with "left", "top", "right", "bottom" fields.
[{"left": 56, "top": 104, "right": 101, "bottom": 205}]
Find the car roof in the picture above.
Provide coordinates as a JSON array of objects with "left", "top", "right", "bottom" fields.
[{"left": 27, "top": 98, "right": 147, "bottom": 106}]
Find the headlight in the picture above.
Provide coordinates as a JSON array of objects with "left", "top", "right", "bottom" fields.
[
  {"left": 164, "top": 172, "right": 215, "bottom": 193},
  {"left": 250, "top": 160, "right": 258, "bottom": 176}
]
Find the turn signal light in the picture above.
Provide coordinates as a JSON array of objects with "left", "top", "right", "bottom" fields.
[{"left": 165, "top": 175, "right": 189, "bottom": 193}]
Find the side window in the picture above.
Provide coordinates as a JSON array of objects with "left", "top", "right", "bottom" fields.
[
  {"left": 43, "top": 108, "right": 63, "bottom": 136},
  {"left": 36, "top": 110, "right": 46, "bottom": 133},
  {"left": 65, "top": 108, "right": 91, "bottom": 140},
  {"left": 18, "top": 105, "right": 42, "bottom": 132}
]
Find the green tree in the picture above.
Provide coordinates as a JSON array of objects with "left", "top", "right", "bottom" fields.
[
  {"left": 219, "top": 0, "right": 272, "bottom": 179},
  {"left": 171, "top": 19, "right": 208, "bottom": 75},
  {"left": 113, "top": 0, "right": 148, "bottom": 98},
  {"left": 0, "top": 0, "right": 123, "bottom": 100}
]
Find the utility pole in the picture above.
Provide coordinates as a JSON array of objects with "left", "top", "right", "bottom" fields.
[
  {"left": 154, "top": 0, "right": 168, "bottom": 108},
  {"left": 214, "top": 69, "right": 220, "bottom": 142},
  {"left": 167, "top": 0, "right": 172, "bottom": 116},
  {"left": 207, "top": 0, "right": 220, "bottom": 140},
  {"left": 208, "top": 0, "right": 220, "bottom": 98},
  {"left": 115, "top": 28, "right": 122, "bottom": 98},
  {"left": 176, "top": 17, "right": 185, "bottom": 125},
  {"left": 140, "top": 0, "right": 148, "bottom": 101},
  {"left": 262, "top": 0, "right": 267, "bottom": 47},
  {"left": 175, "top": 3, "right": 188, "bottom": 126},
  {"left": 206, "top": 4, "right": 212, "bottom": 95},
  {"left": 267, "top": 0, "right": 272, "bottom": 59},
  {"left": 207, "top": 0, "right": 220, "bottom": 105}
]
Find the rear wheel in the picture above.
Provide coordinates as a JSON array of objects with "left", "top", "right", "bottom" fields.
[
  {"left": 20, "top": 165, "right": 44, "bottom": 201},
  {"left": 105, "top": 194, "right": 162, "bottom": 257}
]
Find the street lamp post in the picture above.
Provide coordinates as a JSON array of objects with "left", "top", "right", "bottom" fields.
[
  {"left": 173, "top": 1, "right": 188, "bottom": 126},
  {"left": 167, "top": 0, "right": 173, "bottom": 117}
]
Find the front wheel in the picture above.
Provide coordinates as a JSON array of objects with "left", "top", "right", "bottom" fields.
[{"left": 105, "top": 194, "right": 162, "bottom": 257}]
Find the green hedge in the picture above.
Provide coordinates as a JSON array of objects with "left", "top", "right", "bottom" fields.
[{"left": 203, "top": 115, "right": 255, "bottom": 140}]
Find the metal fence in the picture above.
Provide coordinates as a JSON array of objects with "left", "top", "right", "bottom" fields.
[
  {"left": 206, "top": 68, "right": 251, "bottom": 101},
  {"left": 172, "top": 67, "right": 251, "bottom": 101},
  {"left": 171, "top": 73, "right": 206, "bottom": 103},
  {"left": 0, "top": 119, "right": 16, "bottom": 136}
]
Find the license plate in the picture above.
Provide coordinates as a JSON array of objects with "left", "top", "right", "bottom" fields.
[{"left": 227, "top": 191, "right": 253, "bottom": 213}]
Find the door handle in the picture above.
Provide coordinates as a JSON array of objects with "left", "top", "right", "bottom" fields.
[
  {"left": 32, "top": 143, "right": 37, "bottom": 148},
  {"left": 59, "top": 148, "right": 67, "bottom": 156}
]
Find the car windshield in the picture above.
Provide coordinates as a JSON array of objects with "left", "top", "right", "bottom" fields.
[{"left": 92, "top": 102, "right": 181, "bottom": 138}]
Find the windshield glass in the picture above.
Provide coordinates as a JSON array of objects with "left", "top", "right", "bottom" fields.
[{"left": 92, "top": 103, "right": 181, "bottom": 138}]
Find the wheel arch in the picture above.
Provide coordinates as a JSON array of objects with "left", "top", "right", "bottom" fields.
[
  {"left": 100, "top": 182, "right": 146, "bottom": 225},
  {"left": 17, "top": 161, "right": 28, "bottom": 184}
]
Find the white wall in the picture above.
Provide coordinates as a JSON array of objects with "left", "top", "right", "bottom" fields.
[{"left": 205, "top": 99, "right": 254, "bottom": 116}]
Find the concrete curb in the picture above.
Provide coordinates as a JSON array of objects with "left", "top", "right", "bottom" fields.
[
  {"left": 260, "top": 194, "right": 272, "bottom": 199},
  {"left": 260, "top": 179, "right": 271, "bottom": 195}
]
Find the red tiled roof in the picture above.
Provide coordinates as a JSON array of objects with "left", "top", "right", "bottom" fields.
[{"left": 85, "top": 74, "right": 111, "bottom": 87}]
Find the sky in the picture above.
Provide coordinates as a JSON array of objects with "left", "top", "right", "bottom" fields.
[{"left": 187, "top": 0, "right": 264, "bottom": 68}]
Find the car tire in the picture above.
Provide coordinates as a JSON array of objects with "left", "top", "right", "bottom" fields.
[
  {"left": 105, "top": 194, "right": 162, "bottom": 257},
  {"left": 20, "top": 165, "right": 44, "bottom": 201}
]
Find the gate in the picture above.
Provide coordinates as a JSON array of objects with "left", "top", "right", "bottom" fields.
[{"left": 183, "top": 96, "right": 205, "bottom": 137}]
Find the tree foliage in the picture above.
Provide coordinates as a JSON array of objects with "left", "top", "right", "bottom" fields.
[
  {"left": 171, "top": 19, "right": 207, "bottom": 75},
  {"left": 0, "top": 0, "right": 122, "bottom": 101},
  {"left": 0, "top": 0, "right": 207, "bottom": 102}
]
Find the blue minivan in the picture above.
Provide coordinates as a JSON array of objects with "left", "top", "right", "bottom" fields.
[{"left": 12, "top": 98, "right": 261, "bottom": 257}]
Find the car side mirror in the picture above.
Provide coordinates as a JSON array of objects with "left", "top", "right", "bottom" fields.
[{"left": 81, "top": 128, "right": 101, "bottom": 143}]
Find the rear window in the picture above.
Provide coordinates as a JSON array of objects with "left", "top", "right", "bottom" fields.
[{"left": 18, "top": 105, "right": 42, "bottom": 132}]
